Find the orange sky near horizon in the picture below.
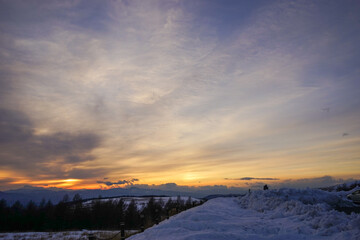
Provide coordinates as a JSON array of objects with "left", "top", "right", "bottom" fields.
[{"left": 0, "top": 0, "right": 359, "bottom": 192}]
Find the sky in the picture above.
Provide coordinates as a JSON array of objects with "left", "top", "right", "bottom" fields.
[{"left": 0, "top": 0, "right": 360, "bottom": 191}]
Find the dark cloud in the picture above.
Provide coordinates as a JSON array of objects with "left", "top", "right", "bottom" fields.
[
  {"left": 38, "top": 133, "right": 100, "bottom": 156},
  {"left": 226, "top": 177, "right": 279, "bottom": 181},
  {"left": 97, "top": 178, "right": 139, "bottom": 186},
  {"left": 0, "top": 108, "right": 33, "bottom": 143},
  {"left": 0, "top": 108, "right": 103, "bottom": 178}
]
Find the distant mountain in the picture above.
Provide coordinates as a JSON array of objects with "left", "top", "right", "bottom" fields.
[
  {"left": 0, "top": 185, "right": 202, "bottom": 205},
  {"left": 202, "top": 193, "right": 245, "bottom": 200},
  {"left": 1, "top": 185, "right": 74, "bottom": 205}
]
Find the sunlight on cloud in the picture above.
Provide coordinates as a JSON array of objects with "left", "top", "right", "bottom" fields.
[{"left": 0, "top": 0, "right": 359, "bottom": 188}]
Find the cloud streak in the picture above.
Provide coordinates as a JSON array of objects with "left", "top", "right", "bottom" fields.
[
  {"left": 226, "top": 177, "right": 279, "bottom": 181},
  {"left": 0, "top": 0, "right": 359, "bottom": 189},
  {"left": 97, "top": 178, "right": 139, "bottom": 187},
  {"left": 0, "top": 108, "right": 103, "bottom": 180}
]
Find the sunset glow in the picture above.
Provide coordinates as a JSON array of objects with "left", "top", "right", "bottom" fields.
[{"left": 0, "top": 0, "right": 359, "bottom": 192}]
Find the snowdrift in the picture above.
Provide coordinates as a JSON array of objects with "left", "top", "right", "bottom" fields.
[{"left": 128, "top": 188, "right": 360, "bottom": 240}]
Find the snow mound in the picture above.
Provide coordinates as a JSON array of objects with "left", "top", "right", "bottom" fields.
[
  {"left": 321, "top": 180, "right": 360, "bottom": 192},
  {"left": 128, "top": 188, "right": 360, "bottom": 240},
  {"left": 238, "top": 189, "right": 360, "bottom": 238},
  {"left": 239, "top": 188, "right": 348, "bottom": 212}
]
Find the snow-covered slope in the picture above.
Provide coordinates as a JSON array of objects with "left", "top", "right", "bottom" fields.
[
  {"left": 83, "top": 196, "right": 200, "bottom": 211},
  {"left": 128, "top": 189, "right": 360, "bottom": 240}
]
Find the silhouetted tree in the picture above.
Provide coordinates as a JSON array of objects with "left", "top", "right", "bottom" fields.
[
  {"left": 115, "top": 199, "right": 125, "bottom": 225},
  {"left": 62, "top": 194, "right": 70, "bottom": 203},
  {"left": 54, "top": 200, "right": 71, "bottom": 230},
  {"left": 186, "top": 196, "right": 193, "bottom": 209},
  {"left": 144, "top": 197, "right": 156, "bottom": 226},
  {"left": 43, "top": 200, "right": 54, "bottom": 230},
  {"left": 125, "top": 199, "right": 140, "bottom": 229},
  {"left": 0, "top": 199, "right": 8, "bottom": 231},
  {"left": 10, "top": 201, "right": 24, "bottom": 230},
  {"left": 24, "top": 200, "right": 38, "bottom": 230},
  {"left": 0, "top": 196, "right": 204, "bottom": 232},
  {"left": 73, "top": 193, "right": 82, "bottom": 202},
  {"left": 176, "top": 196, "right": 185, "bottom": 211}
]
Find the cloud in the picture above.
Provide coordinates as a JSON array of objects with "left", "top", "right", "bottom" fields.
[
  {"left": 0, "top": 108, "right": 33, "bottom": 143},
  {"left": 0, "top": 0, "right": 359, "bottom": 188},
  {"left": 65, "top": 155, "right": 96, "bottom": 163},
  {"left": 0, "top": 178, "right": 24, "bottom": 191},
  {"left": 66, "top": 168, "right": 107, "bottom": 179},
  {"left": 243, "top": 176, "right": 358, "bottom": 189},
  {"left": 226, "top": 177, "right": 279, "bottom": 181},
  {"left": 97, "top": 178, "right": 139, "bottom": 187},
  {"left": 0, "top": 177, "right": 16, "bottom": 185},
  {"left": 0, "top": 108, "right": 103, "bottom": 179}
]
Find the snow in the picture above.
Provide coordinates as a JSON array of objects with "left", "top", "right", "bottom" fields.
[
  {"left": 128, "top": 188, "right": 360, "bottom": 240},
  {"left": 83, "top": 196, "right": 200, "bottom": 211},
  {"left": 321, "top": 180, "right": 360, "bottom": 193},
  {"left": 0, "top": 230, "right": 138, "bottom": 240}
]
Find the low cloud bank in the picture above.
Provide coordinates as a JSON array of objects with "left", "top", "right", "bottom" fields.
[
  {"left": 241, "top": 176, "right": 358, "bottom": 190},
  {"left": 97, "top": 178, "right": 139, "bottom": 186},
  {"left": 225, "top": 177, "right": 279, "bottom": 181}
]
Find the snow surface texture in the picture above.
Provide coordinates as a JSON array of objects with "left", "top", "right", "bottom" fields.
[
  {"left": 83, "top": 196, "right": 200, "bottom": 211},
  {"left": 128, "top": 189, "right": 360, "bottom": 240},
  {"left": 0, "top": 230, "right": 138, "bottom": 240}
]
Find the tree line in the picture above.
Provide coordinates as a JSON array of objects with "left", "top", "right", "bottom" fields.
[{"left": 0, "top": 194, "right": 202, "bottom": 232}]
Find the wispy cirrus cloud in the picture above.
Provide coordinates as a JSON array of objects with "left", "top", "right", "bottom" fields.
[{"left": 0, "top": 0, "right": 359, "bottom": 189}]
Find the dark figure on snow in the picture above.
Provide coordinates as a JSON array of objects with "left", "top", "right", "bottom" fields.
[{"left": 263, "top": 184, "right": 269, "bottom": 190}]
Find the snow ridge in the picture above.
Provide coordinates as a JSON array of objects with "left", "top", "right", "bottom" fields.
[
  {"left": 129, "top": 188, "right": 360, "bottom": 240},
  {"left": 237, "top": 189, "right": 360, "bottom": 238}
]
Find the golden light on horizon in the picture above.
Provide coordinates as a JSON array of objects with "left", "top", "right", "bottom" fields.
[
  {"left": 62, "top": 179, "right": 80, "bottom": 183},
  {"left": 9, "top": 179, "right": 82, "bottom": 188},
  {"left": 0, "top": 0, "right": 359, "bottom": 192},
  {"left": 182, "top": 172, "right": 201, "bottom": 181}
]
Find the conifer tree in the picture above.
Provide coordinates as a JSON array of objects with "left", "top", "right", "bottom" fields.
[{"left": 125, "top": 199, "right": 139, "bottom": 229}]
